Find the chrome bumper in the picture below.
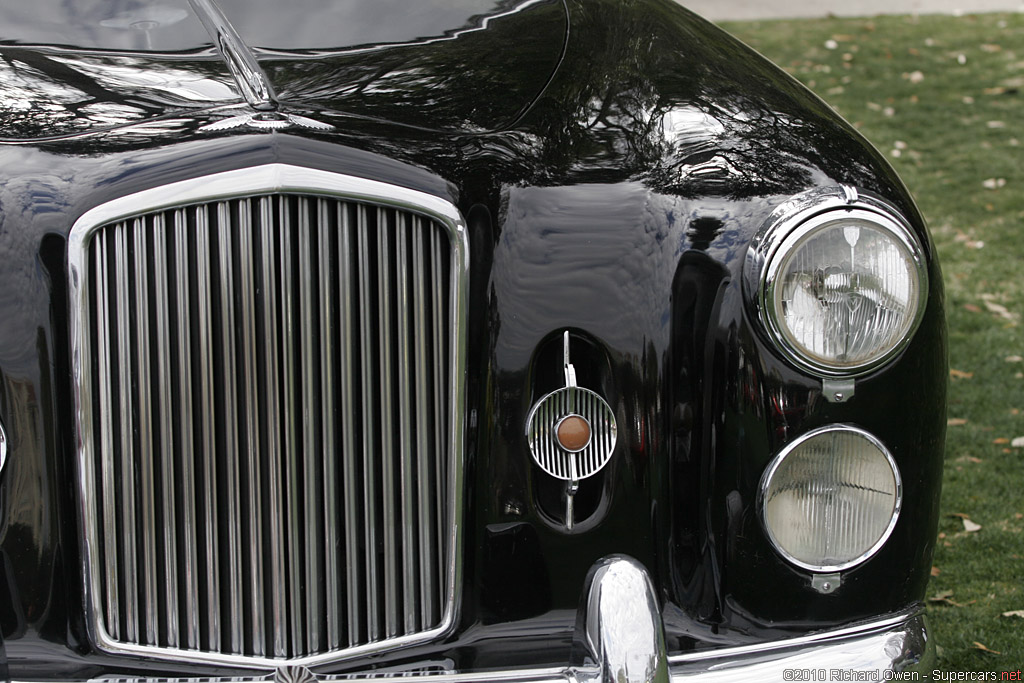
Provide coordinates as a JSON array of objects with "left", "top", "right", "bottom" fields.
[{"left": 23, "top": 555, "right": 933, "bottom": 683}]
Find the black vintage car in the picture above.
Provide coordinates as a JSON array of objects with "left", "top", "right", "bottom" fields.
[{"left": 0, "top": 0, "right": 945, "bottom": 680}]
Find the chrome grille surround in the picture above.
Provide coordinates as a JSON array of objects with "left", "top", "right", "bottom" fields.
[{"left": 69, "top": 164, "right": 468, "bottom": 669}]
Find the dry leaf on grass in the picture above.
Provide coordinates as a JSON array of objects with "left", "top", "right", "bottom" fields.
[
  {"left": 928, "top": 590, "right": 976, "bottom": 607},
  {"left": 983, "top": 299, "right": 1017, "bottom": 321},
  {"left": 993, "top": 438, "right": 1010, "bottom": 444},
  {"left": 931, "top": 566, "right": 941, "bottom": 577},
  {"left": 973, "top": 641, "right": 1001, "bottom": 655},
  {"left": 947, "top": 418, "right": 968, "bottom": 426},
  {"left": 1012, "top": 437, "right": 1024, "bottom": 448},
  {"left": 963, "top": 518, "right": 982, "bottom": 532},
  {"left": 950, "top": 369, "right": 974, "bottom": 379},
  {"left": 1002, "top": 610, "right": 1024, "bottom": 618}
]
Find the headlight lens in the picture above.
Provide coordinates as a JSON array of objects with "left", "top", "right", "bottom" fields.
[
  {"left": 760, "top": 425, "right": 901, "bottom": 572},
  {"left": 761, "top": 201, "right": 927, "bottom": 374}
]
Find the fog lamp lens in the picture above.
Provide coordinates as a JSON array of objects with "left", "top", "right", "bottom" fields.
[
  {"left": 761, "top": 425, "right": 901, "bottom": 572},
  {"left": 766, "top": 209, "right": 925, "bottom": 373}
]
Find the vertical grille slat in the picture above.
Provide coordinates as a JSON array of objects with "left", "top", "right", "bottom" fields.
[
  {"left": 152, "top": 214, "right": 180, "bottom": 649},
  {"left": 95, "top": 232, "right": 121, "bottom": 640},
  {"left": 81, "top": 188, "right": 458, "bottom": 665},
  {"left": 318, "top": 198, "right": 342, "bottom": 652},
  {"left": 216, "top": 203, "right": 245, "bottom": 656},
  {"left": 172, "top": 208, "right": 201, "bottom": 651},
  {"left": 396, "top": 213, "right": 417, "bottom": 636},
  {"left": 258, "top": 196, "right": 288, "bottom": 659},
  {"left": 377, "top": 207, "right": 400, "bottom": 640},
  {"left": 114, "top": 222, "right": 139, "bottom": 644},
  {"left": 412, "top": 221, "right": 436, "bottom": 629},
  {"left": 279, "top": 199, "right": 305, "bottom": 657},
  {"left": 356, "top": 205, "right": 382, "bottom": 644},
  {"left": 338, "top": 204, "right": 362, "bottom": 649},
  {"left": 195, "top": 206, "right": 222, "bottom": 652},
  {"left": 236, "top": 200, "right": 266, "bottom": 657},
  {"left": 132, "top": 216, "right": 160, "bottom": 648},
  {"left": 298, "top": 197, "right": 323, "bottom": 655}
]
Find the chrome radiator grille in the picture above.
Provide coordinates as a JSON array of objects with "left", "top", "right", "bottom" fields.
[{"left": 71, "top": 168, "right": 465, "bottom": 667}]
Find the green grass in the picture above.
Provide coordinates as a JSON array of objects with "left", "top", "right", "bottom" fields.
[{"left": 721, "top": 12, "right": 1024, "bottom": 670}]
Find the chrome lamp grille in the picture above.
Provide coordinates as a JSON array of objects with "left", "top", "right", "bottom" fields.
[{"left": 70, "top": 165, "right": 467, "bottom": 668}]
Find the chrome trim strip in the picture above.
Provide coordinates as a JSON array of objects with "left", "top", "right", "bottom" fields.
[
  {"left": 757, "top": 424, "right": 903, "bottom": 573},
  {"left": 667, "top": 606, "right": 925, "bottom": 665},
  {"left": 17, "top": 673, "right": 577, "bottom": 683},
  {"left": 11, "top": 613, "right": 929, "bottom": 683},
  {"left": 70, "top": 163, "right": 468, "bottom": 669}
]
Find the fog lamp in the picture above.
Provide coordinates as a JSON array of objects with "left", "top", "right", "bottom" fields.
[{"left": 760, "top": 425, "right": 901, "bottom": 572}]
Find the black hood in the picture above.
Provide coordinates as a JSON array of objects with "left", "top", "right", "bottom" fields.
[{"left": 0, "top": 0, "right": 567, "bottom": 140}]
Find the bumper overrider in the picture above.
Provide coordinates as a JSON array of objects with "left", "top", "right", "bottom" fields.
[{"left": 30, "top": 556, "right": 932, "bottom": 683}]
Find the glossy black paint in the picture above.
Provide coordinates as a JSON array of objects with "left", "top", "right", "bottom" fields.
[
  {"left": 0, "top": 0, "right": 945, "bottom": 676},
  {"left": 0, "top": 0, "right": 566, "bottom": 139}
]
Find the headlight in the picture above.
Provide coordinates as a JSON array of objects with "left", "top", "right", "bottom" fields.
[
  {"left": 760, "top": 425, "right": 901, "bottom": 572},
  {"left": 752, "top": 187, "right": 928, "bottom": 375}
]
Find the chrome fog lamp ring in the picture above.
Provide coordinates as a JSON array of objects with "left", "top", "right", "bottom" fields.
[
  {"left": 759, "top": 424, "right": 902, "bottom": 573},
  {"left": 748, "top": 186, "right": 929, "bottom": 377}
]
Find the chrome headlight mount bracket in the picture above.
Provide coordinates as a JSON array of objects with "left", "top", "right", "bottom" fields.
[{"left": 744, "top": 185, "right": 929, "bottom": 394}]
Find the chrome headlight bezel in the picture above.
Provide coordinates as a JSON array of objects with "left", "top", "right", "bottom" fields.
[
  {"left": 746, "top": 186, "right": 929, "bottom": 377},
  {"left": 0, "top": 418, "right": 6, "bottom": 476},
  {"left": 758, "top": 424, "right": 903, "bottom": 573}
]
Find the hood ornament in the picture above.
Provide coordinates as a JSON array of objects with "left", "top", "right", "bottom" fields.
[
  {"left": 526, "top": 332, "right": 617, "bottom": 530},
  {"left": 189, "top": 0, "right": 278, "bottom": 111},
  {"left": 199, "top": 111, "right": 334, "bottom": 132},
  {"left": 189, "top": 1, "right": 335, "bottom": 133}
]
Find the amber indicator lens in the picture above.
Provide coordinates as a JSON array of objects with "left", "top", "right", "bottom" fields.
[{"left": 556, "top": 414, "right": 591, "bottom": 452}]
